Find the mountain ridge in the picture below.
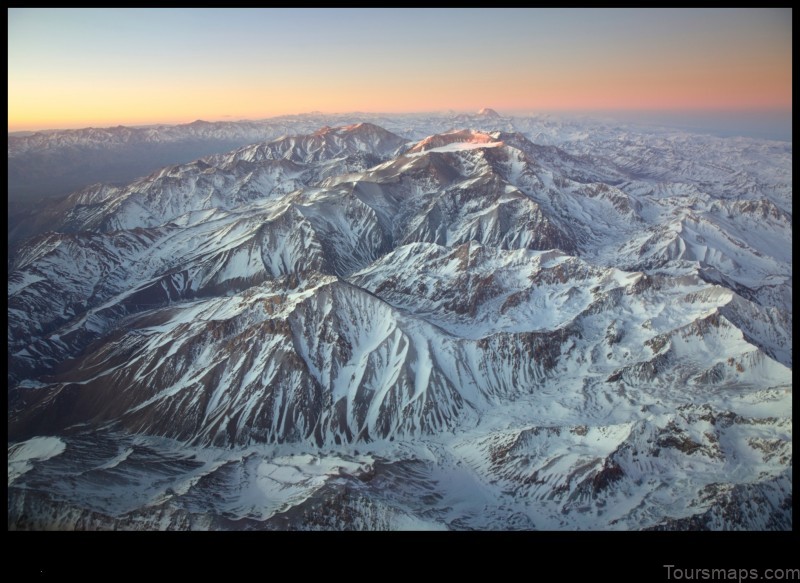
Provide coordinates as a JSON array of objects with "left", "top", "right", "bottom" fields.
[{"left": 7, "top": 117, "right": 792, "bottom": 531}]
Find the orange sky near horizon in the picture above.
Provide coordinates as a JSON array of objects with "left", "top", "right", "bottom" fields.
[{"left": 8, "top": 8, "right": 792, "bottom": 132}]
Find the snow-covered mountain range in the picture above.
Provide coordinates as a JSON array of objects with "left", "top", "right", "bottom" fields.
[{"left": 7, "top": 111, "right": 792, "bottom": 530}]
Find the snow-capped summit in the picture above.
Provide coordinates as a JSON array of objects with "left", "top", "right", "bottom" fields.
[
  {"left": 477, "top": 107, "right": 502, "bottom": 118},
  {"left": 405, "top": 129, "right": 502, "bottom": 154}
]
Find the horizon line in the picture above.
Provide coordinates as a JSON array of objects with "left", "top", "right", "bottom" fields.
[{"left": 8, "top": 106, "right": 793, "bottom": 135}]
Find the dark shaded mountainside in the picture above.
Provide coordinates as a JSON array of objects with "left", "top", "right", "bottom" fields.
[
  {"left": 8, "top": 119, "right": 311, "bottom": 202},
  {"left": 7, "top": 116, "right": 792, "bottom": 530}
]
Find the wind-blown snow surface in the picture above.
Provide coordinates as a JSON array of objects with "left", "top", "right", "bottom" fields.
[{"left": 7, "top": 114, "right": 792, "bottom": 530}]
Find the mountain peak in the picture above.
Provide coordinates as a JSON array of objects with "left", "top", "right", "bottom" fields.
[
  {"left": 340, "top": 121, "right": 389, "bottom": 135},
  {"left": 477, "top": 107, "right": 501, "bottom": 118},
  {"left": 313, "top": 122, "right": 401, "bottom": 140},
  {"left": 312, "top": 125, "right": 334, "bottom": 136},
  {"left": 406, "top": 129, "right": 501, "bottom": 154}
]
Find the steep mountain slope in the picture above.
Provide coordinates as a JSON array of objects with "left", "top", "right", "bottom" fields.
[
  {"left": 8, "top": 123, "right": 408, "bottom": 246},
  {"left": 7, "top": 118, "right": 792, "bottom": 531}
]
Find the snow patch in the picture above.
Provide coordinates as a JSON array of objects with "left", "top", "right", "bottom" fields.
[{"left": 8, "top": 437, "right": 67, "bottom": 485}]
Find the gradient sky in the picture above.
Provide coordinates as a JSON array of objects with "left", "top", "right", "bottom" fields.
[{"left": 8, "top": 8, "right": 792, "bottom": 131}]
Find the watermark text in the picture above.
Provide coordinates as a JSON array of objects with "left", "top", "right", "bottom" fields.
[{"left": 664, "top": 565, "right": 799, "bottom": 582}]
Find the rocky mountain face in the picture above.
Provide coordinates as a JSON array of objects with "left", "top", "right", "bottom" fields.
[{"left": 7, "top": 114, "right": 792, "bottom": 530}]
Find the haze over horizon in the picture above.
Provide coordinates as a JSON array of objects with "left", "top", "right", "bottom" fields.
[{"left": 8, "top": 8, "right": 791, "bottom": 139}]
